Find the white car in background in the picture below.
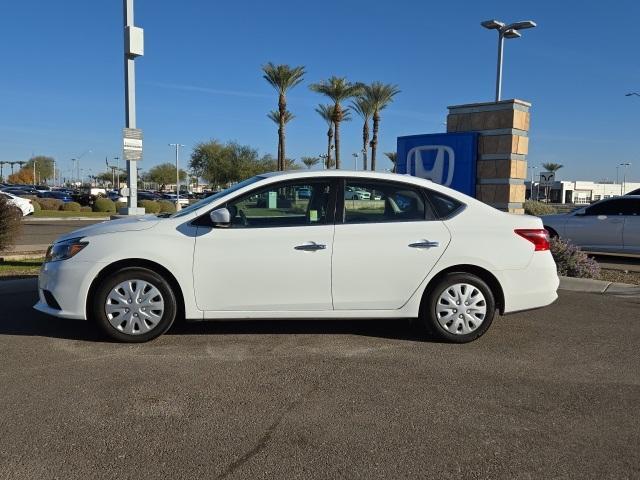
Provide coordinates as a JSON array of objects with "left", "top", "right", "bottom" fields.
[
  {"left": 35, "top": 171, "right": 559, "bottom": 343},
  {"left": 1, "top": 191, "right": 34, "bottom": 216},
  {"left": 344, "top": 186, "right": 371, "bottom": 200},
  {"left": 542, "top": 195, "right": 640, "bottom": 255}
]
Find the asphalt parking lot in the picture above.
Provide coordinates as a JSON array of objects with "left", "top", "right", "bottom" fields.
[{"left": 0, "top": 279, "right": 638, "bottom": 479}]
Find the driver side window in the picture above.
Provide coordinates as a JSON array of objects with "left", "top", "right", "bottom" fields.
[{"left": 226, "top": 181, "right": 333, "bottom": 228}]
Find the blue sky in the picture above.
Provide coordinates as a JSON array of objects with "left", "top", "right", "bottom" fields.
[{"left": 1, "top": 0, "right": 639, "bottom": 182}]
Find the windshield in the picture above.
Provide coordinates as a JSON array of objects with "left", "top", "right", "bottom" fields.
[{"left": 170, "top": 176, "right": 264, "bottom": 218}]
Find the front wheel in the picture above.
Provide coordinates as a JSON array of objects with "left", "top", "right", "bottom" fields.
[
  {"left": 90, "top": 267, "right": 177, "bottom": 343},
  {"left": 421, "top": 273, "right": 496, "bottom": 343}
]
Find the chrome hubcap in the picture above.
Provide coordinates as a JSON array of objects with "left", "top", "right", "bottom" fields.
[
  {"left": 436, "top": 283, "right": 487, "bottom": 335},
  {"left": 105, "top": 279, "right": 164, "bottom": 335}
]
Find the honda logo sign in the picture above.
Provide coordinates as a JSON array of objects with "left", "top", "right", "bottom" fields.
[{"left": 397, "top": 132, "right": 477, "bottom": 196}]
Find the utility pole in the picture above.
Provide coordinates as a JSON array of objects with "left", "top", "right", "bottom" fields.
[
  {"left": 33, "top": 160, "right": 37, "bottom": 186},
  {"left": 352, "top": 152, "right": 358, "bottom": 171},
  {"left": 121, "top": 0, "right": 145, "bottom": 214},
  {"left": 169, "top": 143, "right": 185, "bottom": 209}
]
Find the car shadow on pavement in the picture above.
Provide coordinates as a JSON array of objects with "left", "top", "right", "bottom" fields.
[
  {"left": 169, "top": 318, "right": 434, "bottom": 343},
  {"left": 0, "top": 278, "right": 435, "bottom": 343}
]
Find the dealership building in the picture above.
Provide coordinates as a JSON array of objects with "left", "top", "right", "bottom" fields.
[{"left": 525, "top": 180, "right": 640, "bottom": 204}]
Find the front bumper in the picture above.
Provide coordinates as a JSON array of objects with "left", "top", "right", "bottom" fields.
[{"left": 33, "top": 259, "right": 104, "bottom": 320}]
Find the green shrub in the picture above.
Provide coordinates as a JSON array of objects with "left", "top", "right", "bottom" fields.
[
  {"left": 31, "top": 200, "right": 42, "bottom": 211},
  {"left": 93, "top": 197, "right": 116, "bottom": 213},
  {"left": 38, "top": 198, "right": 63, "bottom": 211},
  {"left": 550, "top": 237, "right": 600, "bottom": 279},
  {"left": 23, "top": 195, "right": 39, "bottom": 203},
  {"left": 139, "top": 200, "right": 160, "bottom": 213},
  {"left": 115, "top": 202, "right": 127, "bottom": 212},
  {"left": 61, "top": 201, "right": 81, "bottom": 212},
  {"left": 158, "top": 200, "right": 176, "bottom": 214},
  {"left": 80, "top": 206, "right": 92, "bottom": 212},
  {"left": 0, "top": 197, "right": 22, "bottom": 252},
  {"left": 524, "top": 200, "right": 557, "bottom": 216}
]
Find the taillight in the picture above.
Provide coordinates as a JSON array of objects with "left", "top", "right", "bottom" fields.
[{"left": 515, "top": 229, "right": 550, "bottom": 251}]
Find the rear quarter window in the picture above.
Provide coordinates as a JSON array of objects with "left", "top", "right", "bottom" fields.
[{"left": 425, "top": 190, "right": 465, "bottom": 219}]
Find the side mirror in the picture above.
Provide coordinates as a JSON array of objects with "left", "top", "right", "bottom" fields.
[{"left": 209, "top": 207, "right": 231, "bottom": 227}]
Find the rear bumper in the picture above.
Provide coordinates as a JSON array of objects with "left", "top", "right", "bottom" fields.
[{"left": 499, "top": 251, "right": 559, "bottom": 314}]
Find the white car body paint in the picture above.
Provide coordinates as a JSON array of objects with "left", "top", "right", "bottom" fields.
[
  {"left": 34, "top": 170, "right": 559, "bottom": 323},
  {"left": 1, "top": 191, "right": 34, "bottom": 216}
]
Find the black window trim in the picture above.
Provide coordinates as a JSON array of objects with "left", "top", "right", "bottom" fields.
[
  {"left": 423, "top": 188, "right": 466, "bottom": 220},
  {"left": 191, "top": 177, "right": 339, "bottom": 228},
  {"left": 337, "top": 177, "right": 439, "bottom": 225}
]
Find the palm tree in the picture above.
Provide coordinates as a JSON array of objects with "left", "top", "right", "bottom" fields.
[
  {"left": 262, "top": 63, "right": 305, "bottom": 170},
  {"left": 301, "top": 156, "right": 320, "bottom": 169},
  {"left": 363, "top": 82, "right": 400, "bottom": 171},
  {"left": 384, "top": 152, "right": 398, "bottom": 173},
  {"left": 310, "top": 77, "right": 363, "bottom": 169},
  {"left": 315, "top": 104, "right": 336, "bottom": 169},
  {"left": 542, "top": 163, "right": 563, "bottom": 173},
  {"left": 267, "top": 110, "right": 295, "bottom": 166},
  {"left": 350, "top": 96, "right": 374, "bottom": 170}
]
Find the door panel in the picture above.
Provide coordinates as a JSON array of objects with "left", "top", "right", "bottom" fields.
[
  {"left": 332, "top": 221, "right": 450, "bottom": 310},
  {"left": 192, "top": 179, "right": 335, "bottom": 312},
  {"left": 193, "top": 225, "right": 334, "bottom": 311},
  {"left": 564, "top": 216, "right": 624, "bottom": 252}
]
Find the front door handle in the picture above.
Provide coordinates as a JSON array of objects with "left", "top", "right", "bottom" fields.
[
  {"left": 295, "top": 242, "right": 326, "bottom": 251},
  {"left": 409, "top": 240, "right": 440, "bottom": 249}
]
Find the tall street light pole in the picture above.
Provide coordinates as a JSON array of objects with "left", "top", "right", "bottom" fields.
[
  {"left": 528, "top": 165, "right": 537, "bottom": 200},
  {"left": 122, "top": 0, "right": 144, "bottom": 214},
  {"left": 169, "top": 143, "right": 185, "bottom": 209},
  {"left": 481, "top": 19, "right": 537, "bottom": 102},
  {"left": 352, "top": 152, "right": 358, "bottom": 171}
]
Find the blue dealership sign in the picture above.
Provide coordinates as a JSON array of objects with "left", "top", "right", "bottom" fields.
[{"left": 396, "top": 132, "right": 478, "bottom": 196}]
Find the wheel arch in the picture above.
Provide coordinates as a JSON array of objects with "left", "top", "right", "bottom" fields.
[
  {"left": 420, "top": 264, "right": 505, "bottom": 315},
  {"left": 86, "top": 258, "right": 186, "bottom": 321}
]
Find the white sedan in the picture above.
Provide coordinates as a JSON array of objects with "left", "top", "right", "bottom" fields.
[
  {"left": 35, "top": 171, "right": 559, "bottom": 343},
  {"left": 1, "top": 191, "right": 34, "bottom": 216}
]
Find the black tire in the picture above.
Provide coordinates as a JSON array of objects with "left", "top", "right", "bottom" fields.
[
  {"left": 90, "top": 267, "right": 177, "bottom": 343},
  {"left": 420, "top": 272, "right": 496, "bottom": 343}
]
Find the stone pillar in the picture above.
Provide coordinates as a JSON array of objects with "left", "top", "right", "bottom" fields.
[{"left": 447, "top": 99, "right": 530, "bottom": 214}]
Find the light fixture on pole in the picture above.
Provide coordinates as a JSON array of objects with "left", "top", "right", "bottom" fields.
[
  {"left": 618, "top": 162, "right": 631, "bottom": 195},
  {"left": 481, "top": 19, "right": 537, "bottom": 102},
  {"left": 169, "top": 143, "right": 185, "bottom": 209}
]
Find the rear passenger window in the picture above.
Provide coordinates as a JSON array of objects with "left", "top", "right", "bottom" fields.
[
  {"left": 344, "top": 181, "right": 435, "bottom": 223},
  {"left": 425, "top": 190, "right": 464, "bottom": 219}
]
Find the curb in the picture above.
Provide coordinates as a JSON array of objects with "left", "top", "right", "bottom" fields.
[
  {"left": 23, "top": 217, "right": 108, "bottom": 222},
  {"left": 558, "top": 276, "right": 640, "bottom": 296}
]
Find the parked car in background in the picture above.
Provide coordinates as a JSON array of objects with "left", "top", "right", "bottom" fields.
[
  {"left": 296, "top": 187, "right": 312, "bottom": 199},
  {"left": 542, "top": 195, "right": 640, "bottom": 255},
  {"left": 35, "top": 170, "right": 558, "bottom": 344},
  {"left": 38, "top": 191, "right": 73, "bottom": 202},
  {"left": 138, "top": 191, "right": 163, "bottom": 201},
  {"left": 1, "top": 191, "right": 34, "bottom": 216},
  {"left": 106, "top": 190, "right": 127, "bottom": 203},
  {"left": 1, "top": 187, "right": 35, "bottom": 197},
  {"left": 161, "top": 193, "right": 189, "bottom": 206},
  {"left": 344, "top": 186, "right": 371, "bottom": 200}
]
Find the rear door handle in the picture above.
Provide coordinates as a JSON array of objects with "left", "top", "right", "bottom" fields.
[
  {"left": 409, "top": 240, "right": 440, "bottom": 249},
  {"left": 295, "top": 242, "right": 326, "bottom": 251}
]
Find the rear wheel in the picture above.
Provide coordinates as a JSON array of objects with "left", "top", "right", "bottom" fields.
[
  {"left": 421, "top": 273, "right": 495, "bottom": 343},
  {"left": 90, "top": 267, "right": 176, "bottom": 343}
]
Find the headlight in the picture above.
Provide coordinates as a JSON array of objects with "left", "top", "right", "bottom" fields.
[{"left": 45, "top": 237, "right": 88, "bottom": 262}]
